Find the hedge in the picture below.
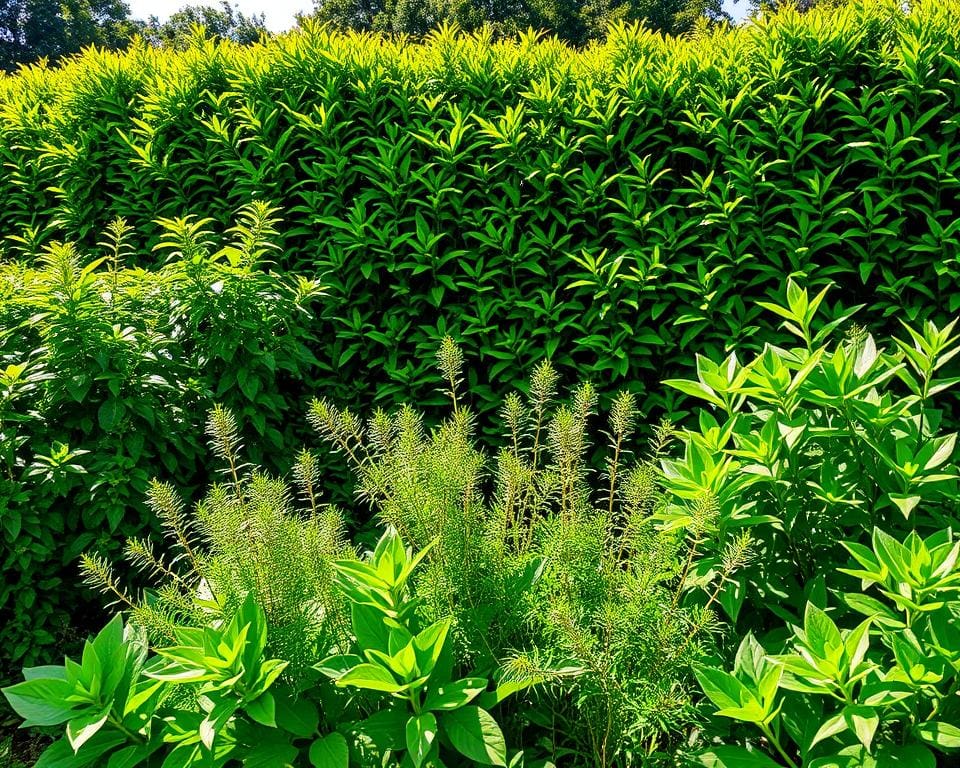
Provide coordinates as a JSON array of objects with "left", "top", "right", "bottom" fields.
[{"left": 2, "top": 1, "right": 959, "bottom": 412}]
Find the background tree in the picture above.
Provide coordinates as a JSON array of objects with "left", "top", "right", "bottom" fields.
[
  {"left": 309, "top": 0, "right": 732, "bottom": 42},
  {"left": 747, "top": 0, "right": 830, "bottom": 11},
  {"left": 140, "top": 1, "right": 268, "bottom": 47},
  {"left": 1, "top": 0, "right": 135, "bottom": 71}
]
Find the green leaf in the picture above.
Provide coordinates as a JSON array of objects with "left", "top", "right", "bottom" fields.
[
  {"left": 810, "top": 711, "right": 848, "bottom": 749},
  {"left": 106, "top": 742, "right": 166, "bottom": 768},
  {"left": 889, "top": 494, "right": 922, "bottom": 519},
  {"left": 424, "top": 678, "right": 488, "bottom": 711},
  {"left": 406, "top": 712, "right": 437, "bottom": 768},
  {"left": 351, "top": 602, "right": 390, "bottom": 654},
  {"left": 663, "top": 378, "right": 726, "bottom": 408},
  {"left": 314, "top": 654, "right": 362, "bottom": 681},
  {"left": 35, "top": 733, "right": 126, "bottom": 768},
  {"left": 412, "top": 618, "right": 451, "bottom": 677},
  {"left": 2, "top": 677, "right": 76, "bottom": 726},
  {"left": 66, "top": 707, "right": 111, "bottom": 752},
  {"left": 273, "top": 694, "right": 319, "bottom": 738},
  {"left": 802, "top": 603, "right": 843, "bottom": 662},
  {"left": 872, "top": 529, "right": 911, "bottom": 584},
  {"left": 842, "top": 705, "right": 878, "bottom": 751},
  {"left": 160, "top": 744, "right": 199, "bottom": 768},
  {"left": 245, "top": 692, "right": 276, "bottom": 728},
  {"left": 842, "top": 593, "right": 903, "bottom": 627},
  {"left": 350, "top": 708, "right": 406, "bottom": 751},
  {"left": 309, "top": 732, "right": 349, "bottom": 768},
  {"left": 335, "top": 663, "right": 402, "bottom": 693},
  {"left": 98, "top": 398, "right": 125, "bottom": 431},
  {"left": 440, "top": 706, "right": 507, "bottom": 766},
  {"left": 241, "top": 730, "right": 298, "bottom": 768},
  {"left": 237, "top": 369, "right": 261, "bottom": 402},
  {"left": 916, "top": 721, "right": 960, "bottom": 750},
  {"left": 694, "top": 667, "right": 748, "bottom": 711}
]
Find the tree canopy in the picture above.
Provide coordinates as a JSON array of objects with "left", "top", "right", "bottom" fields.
[
  {"left": 1, "top": 0, "right": 135, "bottom": 70},
  {"left": 141, "top": 1, "right": 268, "bottom": 47},
  {"left": 0, "top": 0, "right": 836, "bottom": 71},
  {"left": 308, "top": 0, "right": 732, "bottom": 42},
  {"left": 1, "top": 0, "right": 269, "bottom": 70}
]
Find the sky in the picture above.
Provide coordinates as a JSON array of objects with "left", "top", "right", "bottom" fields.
[{"left": 127, "top": 0, "right": 752, "bottom": 34}]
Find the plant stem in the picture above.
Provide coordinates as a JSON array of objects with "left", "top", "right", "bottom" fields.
[{"left": 759, "top": 722, "right": 798, "bottom": 768}]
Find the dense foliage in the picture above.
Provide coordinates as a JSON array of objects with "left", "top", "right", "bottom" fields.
[
  {"left": 0, "top": 205, "right": 321, "bottom": 667},
  {"left": 0, "top": 0, "right": 137, "bottom": 71},
  {"left": 308, "top": 0, "right": 730, "bottom": 42},
  {"left": 663, "top": 283, "right": 960, "bottom": 764},
  {"left": 6, "top": 303, "right": 960, "bottom": 766},
  {"left": 139, "top": 2, "right": 269, "bottom": 48},
  {"left": 1, "top": 1, "right": 958, "bottom": 420},
  {"left": 3, "top": 3, "right": 960, "bottom": 766},
  {"left": 5, "top": 354, "right": 715, "bottom": 766}
]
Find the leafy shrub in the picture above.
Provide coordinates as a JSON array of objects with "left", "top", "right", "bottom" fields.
[
  {"left": 80, "top": 403, "right": 354, "bottom": 677},
  {"left": 697, "top": 526, "right": 960, "bottom": 767},
  {"left": 1, "top": 1, "right": 959, "bottom": 420},
  {"left": 659, "top": 281, "right": 959, "bottom": 633},
  {"left": 1, "top": 595, "right": 311, "bottom": 768},
  {"left": 2, "top": 531, "right": 524, "bottom": 768},
  {"left": 317, "top": 528, "right": 524, "bottom": 768},
  {"left": 3, "top": 398, "right": 519, "bottom": 768},
  {"left": 0, "top": 206, "right": 322, "bottom": 671},
  {"left": 1, "top": 420, "right": 527, "bottom": 768},
  {"left": 659, "top": 285, "right": 960, "bottom": 765}
]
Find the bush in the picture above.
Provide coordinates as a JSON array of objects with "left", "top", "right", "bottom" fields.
[
  {"left": 659, "top": 281, "right": 960, "bottom": 636},
  {"left": 0, "top": 206, "right": 322, "bottom": 670},
  {"left": 1, "top": 1, "right": 959, "bottom": 419},
  {"left": 309, "top": 341, "right": 715, "bottom": 763},
  {"left": 660, "top": 284, "right": 960, "bottom": 765}
]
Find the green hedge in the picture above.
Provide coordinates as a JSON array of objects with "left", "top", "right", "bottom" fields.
[
  {"left": 0, "top": 212, "right": 321, "bottom": 671},
  {"left": 1, "top": 0, "right": 959, "bottom": 415}
]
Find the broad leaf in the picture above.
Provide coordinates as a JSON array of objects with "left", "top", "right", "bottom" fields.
[
  {"left": 406, "top": 712, "right": 437, "bottom": 768},
  {"left": 309, "top": 732, "right": 349, "bottom": 768},
  {"left": 441, "top": 706, "right": 507, "bottom": 766}
]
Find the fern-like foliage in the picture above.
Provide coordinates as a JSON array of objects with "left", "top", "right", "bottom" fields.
[
  {"left": 309, "top": 337, "right": 740, "bottom": 766},
  {"left": 81, "top": 416, "right": 353, "bottom": 676}
]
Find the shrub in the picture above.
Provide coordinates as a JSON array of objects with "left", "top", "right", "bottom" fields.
[
  {"left": 697, "top": 525, "right": 960, "bottom": 767},
  {"left": 660, "top": 285, "right": 960, "bottom": 765},
  {"left": 659, "top": 281, "right": 960, "bottom": 634},
  {"left": 306, "top": 341, "right": 720, "bottom": 764},
  {"left": 2, "top": 530, "right": 527, "bottom": 768},
  {"left": 0, "top": 206, "right": 322, "bottom": 671}
]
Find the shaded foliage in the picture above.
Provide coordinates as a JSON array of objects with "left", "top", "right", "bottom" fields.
[
  {"left": 309, "top": 0, "right": 730, "bottom": 40},
  {"left": 0, "top": 0, "right": 135, "bottom": 70}
]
